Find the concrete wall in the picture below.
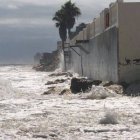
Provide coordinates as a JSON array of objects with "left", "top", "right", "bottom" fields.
[
  {"left": 118, "top": 3, "right": 140, "bottom": 83},
  {"left": 77, "top": 31, "right": 84, "bottom": 40},
  {"left": 109, "top": 3, "right": 118, "bottom": 26},
  {"left": 100, "top": 10, "right": 104, "bottom": 32},
  {"left": 68, "top": 1, "right": 140, "bottom": 83},
  {"left": 83, "top": 24, "right": 90, "bottom": 40},
  {"left": 70, "top": 36, "right": 77, "bottom": 46},
  {"left": 100, "top": 8, "right": 109, "bottom": 32},
  {"left": 95, "top": 17, "right": 101, "bottom": 35},
  {"left": 89, "top": 21, "right": 95, "bottom": 38},
  {"left": 69, "top": 27, "right": 118, "bottom": 82},
  {"left": 83, "top": 28, "right": 87, "bottom": 40}
]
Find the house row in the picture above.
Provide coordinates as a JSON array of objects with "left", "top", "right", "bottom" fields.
[
  {"left": 60, "top": 0, "right": 140, "bottom": 83},
  {"left": 71, "top": 2, "right": 119, "bottom": 43}
]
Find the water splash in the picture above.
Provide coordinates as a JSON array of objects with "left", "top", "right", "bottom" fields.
[
  {"left": 58, "top": 51, "right": 64, "bottom": 71},
  {"left": 0, "top": 79, "right": 19, "bottom": 100}
]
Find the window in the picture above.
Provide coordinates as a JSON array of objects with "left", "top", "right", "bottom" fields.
[{"left": 105, "top": 13, "right": 109, "bottom": 28}]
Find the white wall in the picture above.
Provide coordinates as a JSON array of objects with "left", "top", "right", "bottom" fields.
[{"left": 68, "top": 27, "right": 119, "bottom": 82}]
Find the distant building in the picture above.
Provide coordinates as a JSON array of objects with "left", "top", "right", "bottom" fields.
[
  {"left": 33, "top": 50, "right": 59, "bottom": 71},
  {"left": 34, "top": 52, "right": 41, "bottom": 65},
  {"left": 40, "top": 52, "right": 54, "bottom": 65},
  {"left": 64, "top": 0, "right": 140, "bottom": 83}
]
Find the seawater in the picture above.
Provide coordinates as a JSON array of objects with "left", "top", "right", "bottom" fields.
[
  {"left": 0, "top": 65, "right": 139, "bottom": 140},
  {"left": 0, "top": 65, "right": 52, "bottom": 139},
  {"left": 0, "top": 65, "right": 49, "bottom": 97}
]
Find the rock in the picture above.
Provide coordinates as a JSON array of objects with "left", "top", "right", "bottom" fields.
[
  {"left": 49, "top": 73, "right": 63, "bottom": 77},
  {"left": 92, "top": 80, "right": 102, "bottom": 86},
  {"left": 106, "top": 84, "right": 124, "bottom": 94},
  {"left": 70, "top": 78, "right": 92, "bottom": 93},
  {"left": 45, "top": 79, "right": 66, "bottom": 85},
  {"left": 59, "top": 89, "right": 71, "bottom": 95},
  {"left": 82, "top": 86, "right": 117, "bottom": 100},
  {"left": 65, "top": 72, "right": 73, "bottom": 77},
  {"left": 70, "top": 78, "right": 102, "bottom": 93},
  {"left": 125, "top": 82, "right": 140, "bottom": 96},
  {"left": 43, "top": 88, "right": 55, "bottom": 95},
  {"left": 32, "top": 65, "right": 44, "bottom": 71},
  {"left": 84, "top": 128, "right": 110, "bottom": 133},
  {"left": 33, "top": 134, "right": 48, "bottom": 138},
  {"left": 120, "top": 82, "right": 129, "bottom": 89},
  {"left": 49, "top": 72, "right": 73, "bottom": 77},
  {"left": 54, "top": 79, "right": 66, "bottom": 83},
  {"left": 49, "top": 133, "right": 58, "bottom": 137},
  {"left": 45, "top": 81, "right": 55, "bottom": 85},
  {"left": 48, "top": 86, "right": 55, "bottom": 89},
  {"left": 43, "top": 87, "right": 71, "bottom": 95},
  {"left": 100, "top": 81, "right": 114, "bottom": 87}
]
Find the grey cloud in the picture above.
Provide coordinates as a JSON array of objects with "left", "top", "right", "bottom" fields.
[
  {"left": 0, "top": 0, "right": 112, "bottom": 64},
  {"left": 0, "top": 4, "right": 60, "bottom": 64},
  {"left": 1, "top": 0, "right": 139, "bottom": 64},
  {"left": 0, "top": 23, "right": 59, "bottom": 64},
  {"left": 0, "top": 5, "right": 57, "bottom": 19}
]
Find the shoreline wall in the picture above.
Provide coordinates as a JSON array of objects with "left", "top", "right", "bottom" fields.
[
  {"left": 63, "top": 1, "right": 140, "bottom": 83},
  {"left": 68, "top": 27, "right": 118, "bottom": 82}
]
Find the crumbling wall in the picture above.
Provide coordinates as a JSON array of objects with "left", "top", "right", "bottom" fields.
[
  {"left": 118, "top": 3, "right": 140, "bottom": 83},
  {"left": 33, "top": 50, "right": 59, "bottom": 71}
]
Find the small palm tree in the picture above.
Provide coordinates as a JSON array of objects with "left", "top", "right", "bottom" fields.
[{"left": 62, "top": 0, "right": 81, "bottom": 38}]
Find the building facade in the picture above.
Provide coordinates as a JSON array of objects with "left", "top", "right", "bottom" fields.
[{"left": 65, "top": 0, "right": 140, "bottom": 83}]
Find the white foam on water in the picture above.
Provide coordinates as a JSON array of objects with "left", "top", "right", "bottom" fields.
[
  {"left": 0, "top": 79, "right": 18, "bottom": 100},
  {"left": 0, "top": 65, "right": 139, "bottom": 140}
]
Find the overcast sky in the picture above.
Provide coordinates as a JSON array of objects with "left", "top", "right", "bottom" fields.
[{"left": 0, "top": 0, "right": 139, "bottom": 64}]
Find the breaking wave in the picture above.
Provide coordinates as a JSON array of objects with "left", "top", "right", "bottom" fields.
[{"left": 0, "top": 79, "right": 19, "bottom": 100}]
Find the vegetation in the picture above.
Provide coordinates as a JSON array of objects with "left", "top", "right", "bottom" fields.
[
  {"left": 62, "top": 1, "right": 81, "bottom": 38},
  {"left": 52, "top": 9, "right": 67, "bottom": 48},
  {"left": 52, "top": 0, "right": 81, "bottom": 49},
  {"left": 70, "top": 22, "right": 86, "bottom": 39}
]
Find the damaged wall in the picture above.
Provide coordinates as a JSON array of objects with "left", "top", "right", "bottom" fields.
[
  {"left": 69, "top": 27, "right": 118, "bottom": 82},
  {"left": 118, "top": 3, "right": 140, "bottom": 83}
]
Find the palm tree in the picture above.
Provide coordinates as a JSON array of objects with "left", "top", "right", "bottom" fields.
[
  {"left": 52, "top": 1, "right": 81, "bottom": 70},
  {"left": 62, "top": 0, "right": 81, "bottom": 38},
  {"left": 53, "top": 1, "right": 81, "bottom": 41},
  {"left": 52, "top": 9, "right": 67, "bottom": 50}
]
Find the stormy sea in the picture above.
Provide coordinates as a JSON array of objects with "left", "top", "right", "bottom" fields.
[{"left": 0, "top": 65, "right": 139, "bottom": 140}]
